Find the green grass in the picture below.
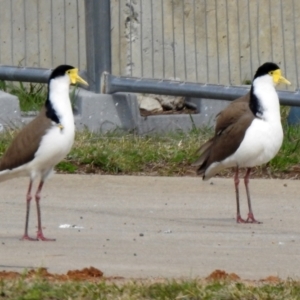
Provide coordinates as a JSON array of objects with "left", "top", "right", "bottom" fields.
[
  {"left": 53, "top": 128, "right": 211, "bottom": 176},
  {"left": 1, "top": 276, "right": 300, "bottom": 299},
  {"left": 0, "top": 123, "right": 300, "bottom": 177},
  {"left": 0, "top": 80, "right": 47, "bottom": 112},
  {"left": 67, "top": 123, "right": 300, "bottom": 178},
  {"left": 269, "top": 124, "right": 300, "bottom": 173},
  {"left": 0, "top": 81, "right": 78, "bottom": 112},
  {"left": 0, "top": 80, "right": 300, "bottom": 177}
]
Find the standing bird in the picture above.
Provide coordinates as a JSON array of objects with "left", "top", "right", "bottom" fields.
[
  {"left": 193, "top": 62, "right": 290, "bottom": 223},
  {"left": 0, "top": 65, "right": 88, "bottom": 241}
]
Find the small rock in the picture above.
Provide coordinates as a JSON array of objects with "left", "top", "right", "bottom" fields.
[
  {"left": 139, "top": 233, "right": 144, "bottom": 237},
  {"left": 138, "top": 95, "right": 163, "bottom": 112},
  {"left": 155, "top": 95, "right": 185, "bottom": 110}
]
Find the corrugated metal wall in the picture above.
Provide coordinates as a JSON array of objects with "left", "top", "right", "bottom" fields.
[
  {"left": 0, "top": 0, "right": 299, "bottom": 89},
  {"left": 0, "top": 0, "right": 86, "bottom": 70},
  {"left": 111, "top": 0, "right": 300, "bottom": 89}
]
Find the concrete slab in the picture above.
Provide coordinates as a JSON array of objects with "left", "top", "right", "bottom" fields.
[
  {"left": 74, "top": 89, "right": 137, "bottom": 132},
  {"left": 2, "top": 88, "right": 226, "bottom": 134},
  {"left": 0, "top": 175, "right": 299, "bottom": 280},
  {"left": 0, "top": 90, "right": 21, "bottom": 131}
]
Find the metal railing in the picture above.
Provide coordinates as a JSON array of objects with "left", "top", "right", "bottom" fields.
[
  {"left": 1, "top": 0, "right": 300, "bottom": 105},
  {"left": 1, "top": 65, "right": 300, "bottom": 108}
]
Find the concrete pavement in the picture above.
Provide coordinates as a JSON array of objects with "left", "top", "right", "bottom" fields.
[{"left": 1, "top": 174, "right": 300, "bottom": 280}]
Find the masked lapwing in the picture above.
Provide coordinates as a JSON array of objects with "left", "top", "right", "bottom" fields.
[
  {"left": 193, "top": 62, "right": 290, "bottom": 223},
  {"left": 0, "top": 65, "right": 88, "bottom": 241}
]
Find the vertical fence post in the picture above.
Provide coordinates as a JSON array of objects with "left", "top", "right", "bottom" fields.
[{"left": 85, "top": 0, "right": 112, "bottom": 93}]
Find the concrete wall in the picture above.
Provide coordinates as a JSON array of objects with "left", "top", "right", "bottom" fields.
[
  {"left": 112, "top": 0, "right": 299, "bottom": 89},
  {"left": 0, "top": 0, "right": 86, "bottom": 70},
  {"left": 0, "top": 89, "right": 229, "bottom": 134},
  {"left": 0, "top": 0, "right": 299, "bottom": 89}
]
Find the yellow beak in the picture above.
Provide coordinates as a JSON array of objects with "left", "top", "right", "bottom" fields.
[
  {"left": 272, "top": 69, "right": 291, "bottom": 85},
  {"left": 68, "top": 68, "right": 88, "bottom": 86},
  {"left": 278, "top": 76, "right": 291, "bottom": 85}
]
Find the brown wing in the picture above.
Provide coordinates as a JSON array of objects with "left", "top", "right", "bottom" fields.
[
  {"left": 0, "top": 107, "right": 52, "bottom": 171},
  {"left": 193, "top": 93, "right": 254, "bottom": 175},
  {"left": 204, "top": 112, "right": 254, "bottom": 166},
  {"left": 215, "top": 93, "right": 250, "bottom": 134}
]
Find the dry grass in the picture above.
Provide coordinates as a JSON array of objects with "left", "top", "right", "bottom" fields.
[
  {"left": 1, "top": 123, "right": 300, "bottom": 178},
  {"left": 1, "top": 273, "right": 300, "bottom": 300}
]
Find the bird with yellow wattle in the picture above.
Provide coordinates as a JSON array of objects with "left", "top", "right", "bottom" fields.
[
  {"left": 193, "top": 62, "right": 290, "bottom": 224},
  {"left": 0, "top": 65, "right": 88, "bottom": 241}
]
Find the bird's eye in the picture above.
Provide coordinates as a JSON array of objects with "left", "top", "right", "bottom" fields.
[{"left": 270, "top": 71, "right": 273, "bottom": 75}]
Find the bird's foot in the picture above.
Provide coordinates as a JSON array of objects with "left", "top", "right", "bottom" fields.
[
  {"left": 236, "top": 214, "right": 262, "bottom": 224},
  {"left": 236, "top": 215, "right": 246, "bottom": 223},
  {"left": 20, "top": 234, "right": 38, "bottom": 241},
  {"left": 245, "top": 213, "right": 262, "bottom": 224},
  {"left": 37, "top": 231, "right": 56, "bottom": 241}
]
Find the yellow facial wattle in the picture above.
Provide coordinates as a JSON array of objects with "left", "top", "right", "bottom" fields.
[
  {"left": 67, "top": 68, "right": 88, "bottom": 86},
  {"left": 269, "top": 69, "right": 291, "bottom": 85}
]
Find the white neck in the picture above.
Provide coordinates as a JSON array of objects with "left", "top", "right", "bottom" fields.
[
  {"left": 48, "top": 75, "right": 74, "bottom": 124},
  {"left": 252, "top": 75, "right": 281, "bottom": 122}
]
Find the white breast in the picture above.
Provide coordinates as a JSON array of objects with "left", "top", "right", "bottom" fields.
[
  {"left": 228, "top": 118, "right": 283, "bottom": 167},
  {"left": 28, "top": 76, "right": 75, "bottom": 179},
  {"left": 224, "top": 78, "right": 283, "bottom": 168}
]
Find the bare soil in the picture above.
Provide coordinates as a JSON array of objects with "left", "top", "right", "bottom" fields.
[
  {"left": 57, "top": 164, "right": 300, "bottom": 180},
  {"left": 140, "top": 107, "right": 197, "bottom": 117},
  {"left": 0, "top": 268, "right": 283, "bottom": 284}
]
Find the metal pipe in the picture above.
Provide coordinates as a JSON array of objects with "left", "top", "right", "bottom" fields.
[
  {"left": 0, "top": 65, "right": 87, "bottom": 84},
  {"left": 102, "top": 73, "right": 300, "bottom": 106},
  {"left": 1, "top": 65, "right": 299, "bottom": 107},
  {"left": 84, "top": 0, "right": 111, "bottom": 93},
  {"left": 0, "top": 65, "right": 51, "bottom": 83},
  {"left": 84, "top": 0, "right": 96, "bottom": 90},
  {"left": 95, "top": 0, "right": 112, "bottom": 91}
]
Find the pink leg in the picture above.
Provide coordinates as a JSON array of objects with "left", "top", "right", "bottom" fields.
[
  {"left": 244, "top": 168, "right": 261, "bottom": 224},
  {"left": 234, "top": 167, "right": 246, "bottom": 223},
  {"left": 35, "top": 181, "right": 56, "bottom": 241},
  {"left": 21, "top": 180, "right": 38, "bottom": 241}
]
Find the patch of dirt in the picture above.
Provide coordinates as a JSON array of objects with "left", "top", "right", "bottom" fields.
[
  {"left": 205, "top": 270, "right": 283, "bottom": 284},
  {"left": 0, "top": 267, "right": 105, "bottom": 282},
  {"left": 0, "top": 268, "right": 285, "bottom": 285},
  {"left": 66, "top": 267, "right": 104, "bottom": 280},
  {"left": 260, "top": 275, "right": 281, "bottom": 283},
  {"left": 206, "top": 270, "right": 240, "bottom": 281},
  {"left": 57, "top": 163, "right": 300, "bottom": 180},
  {"left": 140, "top": 107, "right": 197, "bottom": 117}
]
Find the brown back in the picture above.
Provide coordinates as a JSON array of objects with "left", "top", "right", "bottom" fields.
[
  {"left": 193, "top": 92, "right": 254, "bottom": 175},
  {"left": 0, "top": 107, "right": 52, "bottom": 171},
  {"left": 215, "top": 93, "right": 250, "bottom": 134}
]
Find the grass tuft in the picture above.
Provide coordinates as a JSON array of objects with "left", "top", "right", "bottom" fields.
[
  {"left": 0, "top": 80, "right": 47, "bottom": 112},
  {"left": 0, "top": 80, "right": 78, "bottom": 112},
  {"left": 1, "top": 123, "right": 300, "bottom": 178},
  {"left": 0, "top": 81, "right": 300, "bottom": 178},
  {"left": 62, "top": 128, "right": 211, "bottom": 176},
  {"left": 1, "top": 276, "right": 300, "bottom": 299}
]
